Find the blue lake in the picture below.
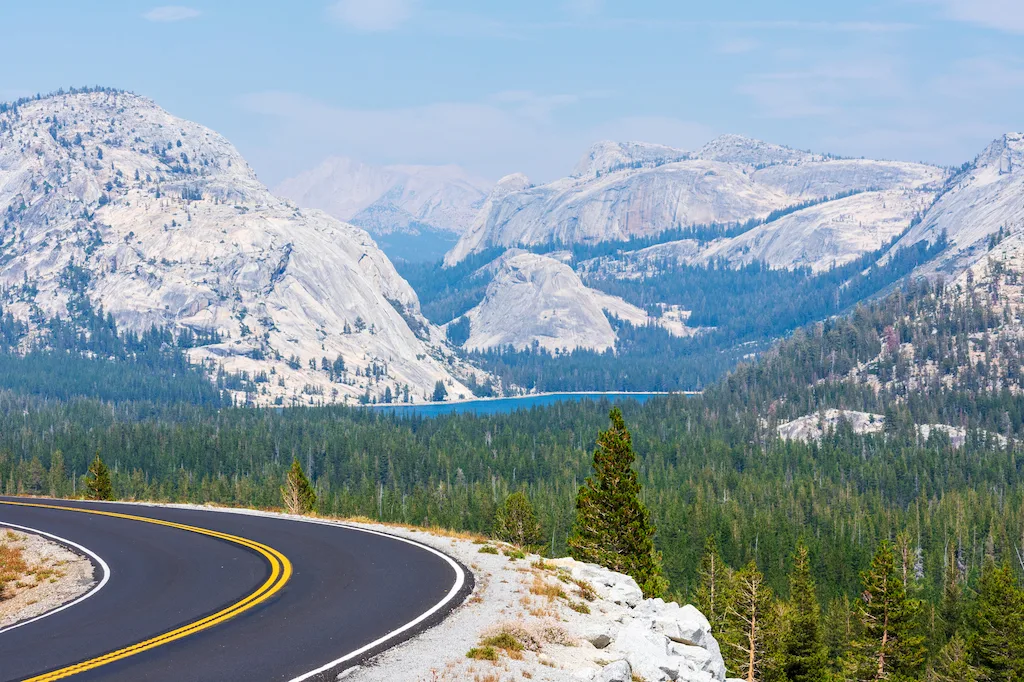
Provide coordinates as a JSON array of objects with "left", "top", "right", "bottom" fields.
[{"left": 370, "top": 392, "right": 673, "bottom": 418}]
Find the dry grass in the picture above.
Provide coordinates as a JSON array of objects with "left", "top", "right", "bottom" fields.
[
  {"left": 528, "top": 575, "right": 567, "bottom": 601},
  {"left": 0, "top": 536, "right": 29, "bottom": 599}
]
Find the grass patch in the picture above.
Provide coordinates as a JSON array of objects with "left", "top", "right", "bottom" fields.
[
  {"left": 568, "top": 599, "right": 591, "bottom": 614},
  {"left": 481, "top": 632, "right": 524, "bottom": 652},
  {"left": 504, "top": 548, "right": 526, "bottom": 560},
  {"left": 478, "top": 545, "right": 499, "bottom": 554},
  {"left": 466, "top": 646, "right": 499, "bottom": 662}
]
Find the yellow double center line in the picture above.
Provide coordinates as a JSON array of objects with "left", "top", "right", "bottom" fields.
[{"left": 0, "top": 501, "right": 292, "bottom": 681}]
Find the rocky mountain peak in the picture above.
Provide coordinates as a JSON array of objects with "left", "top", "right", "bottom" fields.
[
  {"left": 972, "top": 132, "right": 1024, "bottom": 177},
  {"left": 694, "top": 134, "right": 814, "bottom": 167},
  {"left": 571, "top": 140, "right": 689, "bottom": 178},
  {"left": 0, "top": 89, "right": 482, "bottom": 404}
]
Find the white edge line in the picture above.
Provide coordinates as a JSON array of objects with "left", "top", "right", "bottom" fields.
[
  {"left": 81, "top": 501, "right": 469, "bottom": 682},
  {"left": 284, "top": 517, "right": 467, "bottom": 682},
  {"left": 0, "top": 522, "right": 111, "bottom": 635}
]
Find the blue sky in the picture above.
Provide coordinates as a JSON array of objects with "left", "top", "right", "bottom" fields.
[{"left": 2, "top": 1, "right": 1023, "bottom": 184}]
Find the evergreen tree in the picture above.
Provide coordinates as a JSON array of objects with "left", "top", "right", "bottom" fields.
[
  {"left": 568, "top": 408, "right": 667, "bottom": 597},
  {"left": 85, "top": 452, "right": 113, "bottom": 501},
  {"left": 937, "top": 543, "right": 964, "bottom": 644},
  {"left": 782, "top": 543, "right": 827, "bottom": 682},
  {"left": 432, "top": 380, "right": 447, "bottom": 402},
  {"left": 25, "top": 456, "right": 45, "bottom": 494},
  {"left": 853, "top": 540, "right": 925, "bottom": 682},
  {"left": 281, "top": 458, "right": 317, "bottom": 515},
  {"left": 724, "top": 561, "right": 776, "bottom": 682},
  {"left": 695, "top": 536, "right": 733, "bottom": 632},
  {"left": 822, "top": 596, "right": 856, "bottom": 678},
  {"left": 930, "top": 634, "right": 980, "bottom": 682},
  {"left": 492, "top": 491, "right": 543, "bottom": 548},
  {"left": 48, "top": 449, "right": 65, "bottom": 498},
  {"left": 971, "top": 558, "right": 1024, "bottom": 682}
]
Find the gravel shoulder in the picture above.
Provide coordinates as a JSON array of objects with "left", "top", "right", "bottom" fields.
[{"left": 0, "top": 526, "right": 97, "bottom": 629}]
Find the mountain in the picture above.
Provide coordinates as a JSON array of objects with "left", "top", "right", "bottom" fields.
[
  {"left": 583, "top": 188, "right": 935, "bottom": 276},
  {"left": 445, "top": 135, "right": 946, "bottom": 265},
  {"left": 886, "top": 132, "right": 1024, "bottom": 276},
  {"left": 275, "top": 157, "right": 491, "bottom": 262},
  {"left": 454, "top": 251, "right": 697, "bottom": 353},
  {"left": 0, "top": 89, "right": 485, "bottom": 405}
]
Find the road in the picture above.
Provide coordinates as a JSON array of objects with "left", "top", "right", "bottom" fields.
[{"left": 0, "top": 498, "right": 471, "bottom": 682}]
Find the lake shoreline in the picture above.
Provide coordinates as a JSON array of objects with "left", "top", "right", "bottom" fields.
[{"left": 366, "top": 391, "right": 696, "bottom": 418}]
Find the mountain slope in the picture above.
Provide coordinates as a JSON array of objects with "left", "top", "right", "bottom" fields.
[
  {"left": 446, "top": 135, "right": 946, "bottom": 264},
  {"left": 0, "top": 89, "right": 482, "bottom": 404},
  {"left": 275, "top": 157, "right": 491, "bottom": 261},
  {"left": 887, "top": 132, "right": 1024, "bottom": 276}
]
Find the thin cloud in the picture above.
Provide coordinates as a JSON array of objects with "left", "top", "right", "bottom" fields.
[
  {"left": 918, "top": 0, "right": 1024, "bottom": 34},
  {"left": 142, "top": 6, "right": 201, "bottom": 22},
  {"left": 328, "top": 0, "right": 416, "bottom": 32}
]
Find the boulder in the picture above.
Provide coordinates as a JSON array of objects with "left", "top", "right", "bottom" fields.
[
  {"left": 581, "top": 623, "right": 615, "bottom": 649},
  {"left": 669, "top": 642, "right": 727, "bottom": 681},
  {"left": 596, "top": 660, "right": 632, "bottom": 682},
  {"left": 550, "top": 558, "right": 644, "bottom": 607}
]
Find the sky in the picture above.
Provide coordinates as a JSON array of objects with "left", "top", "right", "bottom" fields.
[{"left": 1, "top": 0, "right": 1023, "bottom": 185}]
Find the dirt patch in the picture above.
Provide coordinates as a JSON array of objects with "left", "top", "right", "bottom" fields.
[{"left": 0, "top": 528, "right": 96, "bottom": 629}]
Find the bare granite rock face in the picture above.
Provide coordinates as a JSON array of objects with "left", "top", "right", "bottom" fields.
[
  {"left": 446, "top": 135, "right": 946, "bottom": 264},
  {"left": 0, "top": 90, "right": 486, "bottom": 404},
  {"left": 458, "top": 251, "right": 698, "bottom": 352},
  {"left": 889, "top": 133, "right": 1024, "bottom": 277}
]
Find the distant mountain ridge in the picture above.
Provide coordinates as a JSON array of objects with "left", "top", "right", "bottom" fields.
[{"left": 445, "top": 134, "right": 946, "bottom": 265}]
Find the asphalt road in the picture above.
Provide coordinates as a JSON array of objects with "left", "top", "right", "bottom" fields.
[{"left": 0, "top": 498, "right": 471, "bottom": 682}]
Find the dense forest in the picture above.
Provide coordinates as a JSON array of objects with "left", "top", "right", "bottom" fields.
[
  {"left": 4, "top": 265, "right": 1024, "bottom": 678},
  {"left": 397, "top": 235, "right": 948, "bottom": 392}
]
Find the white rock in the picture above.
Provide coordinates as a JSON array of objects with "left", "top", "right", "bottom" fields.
[
  {"left": 669, "top": 642, "right": 727, "bottom": 681},
  {"left": 552, "top": 558, "right": 645, "bottom": 608},
  {"left": 889, "top": 132, "right": 1024, "bottom": 277},
  {"left": 596, "top": 660, "right": 633, "bottom": 682},
  {"left": 582, "top": 623, "right": 615, "bottom": 649},
  {"left": 446, "top": 134, "right": 946, "bottom": 264},
  {"left": 0, "top": 90, "right": 481, "bottom": 405}
]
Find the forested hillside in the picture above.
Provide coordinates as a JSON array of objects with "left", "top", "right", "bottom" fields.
[{"left": 5, "top": 257, "right": 1024, "bottom": 678}]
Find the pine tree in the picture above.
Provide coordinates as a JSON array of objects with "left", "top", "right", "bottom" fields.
[
  {"left": 937, "top": 543, "right": 964, "bottom": 644},
  {"left": 931, "top": 634, "right": 980, "bottom": 682},
  {"left": 782, "top": 543, "right": 827, "bottom": 682},
  {"left": 432, "top": 381, "right": 447, "bottom": 402},
  {"left": 568, "top": 408, "right": 667, "bottom": 597},
  {"left": 281, "top": 458, "right": 316, "bottom": 515},
  {"left": 493, "top": 491, "right": 543, "bottom": 548},
  {"left": 695, "top": 536, "right": 733, "bottom": 632},
  {"left": 971, "top": 558, "right": 1024, "bottom": 682},
  {"left": 853, "top": 540, "right": 925, "bottom": 682},
  {"left": 724, "top": 560, "right": 776, "bottom": 682},
  {"left": 48, "top": 449, "right": 66, "bottom": 498},
  {"left": 85, "top": 452, "right": 113, "bottom": 501}
]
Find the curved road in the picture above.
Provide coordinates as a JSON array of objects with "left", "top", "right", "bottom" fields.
[{"left": 0, "top": 497, "right": 471, "bottom": 682}]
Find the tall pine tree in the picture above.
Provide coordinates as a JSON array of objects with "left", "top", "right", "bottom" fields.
[
  {"left": 695, "top": 536, "right": 733, "bottom": 633},
  {"left": 85, "top": 452, "right": 113, "bottom": 501},
  {"left": 281, "top": 458, "right": 317, "bottom": 515},
  {"left": 781, "top": 543, "right": 827, "bottom": 682},
  {"left": 568, "top": 408, "right": 666, "bottom": 597},
  {"left": 971, "top": 558, "right": 1024, "bottom": 682},
  {"left": 724, "top": 561, "right": 776, "bottom": 682},
  {"left": 852, "top": 540, "right": 925, "bottom": 682}
]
